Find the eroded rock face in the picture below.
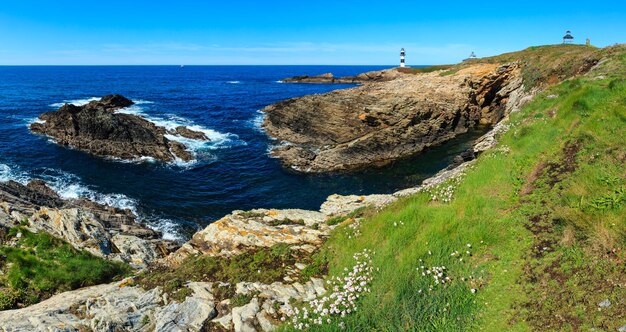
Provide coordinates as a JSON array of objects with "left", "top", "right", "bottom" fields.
[
  {"left": 0, "top": 276, "right": 327, "bottom": 332},
  {"left": 263, "top": 64, "right": 522, "bottom": 172},
  {"left": 168, "top": 209, "right": 329, "bottom": 265},
  {"left": 0, "top": 180, "right": 176, "bottom": 266},
  {"left": 29, "top": 94, "right": 209, "bottom": 162}
]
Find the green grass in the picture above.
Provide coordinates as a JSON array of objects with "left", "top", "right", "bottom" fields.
[
  {"left": 279, "top": 46, "right": 626, "bottom": 331},
  {"left": 0, "top": 227, "right": 131, "bottom": 310}
]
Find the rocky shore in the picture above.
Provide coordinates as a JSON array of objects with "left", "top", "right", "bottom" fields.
[
  {"left": 281, "top": 68, "right": 403, "bottom": 84},
  {"left": 264, "top": 63, "right": 523, "bottom": 172},
  {"left": 0, "top": 63, "right": 533, "bottom": 332},
  {"left": 0, "top": 179, "right": 177, "bottom": 267},
  {"left": 30, "top": 95, "right": 210, "bottom": 162},
  {"left": 0, "top": 119, "right": 511, "bottom": 330}
]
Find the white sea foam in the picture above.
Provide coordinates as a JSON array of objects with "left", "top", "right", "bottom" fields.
[
  {"left": 250, "top": 110, "right": 266, "bottom": 132},
  {"left": 275, "top": 80, "right": 285, "bottom": 83},
  {"left": 226, "top": 81, "right": 241, "bottom": 84},
  {"left": 49, "top": 97, "right": 100, "bottom": 108},
  {"left": 266, "top": 141, "right": 292, "bottom": 158},
  {"left": 145, "top": 218, "right": 181, "bottom": 241},
  {"left": 0, "top": 164, "right": 29, "bottom": 184},
  {"left": 50, "top": 97, "right": 153, "bottom": 108},
  {"left": 0, "top": 163, "right": 183, "bottom": 240},
  {"left": 115, "top": 105, "right": 245, "bottom": 158}
]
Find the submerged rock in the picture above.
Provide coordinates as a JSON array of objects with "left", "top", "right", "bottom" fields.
[{"left": 29, "top": 94, "right": 209, "bottom": 162}]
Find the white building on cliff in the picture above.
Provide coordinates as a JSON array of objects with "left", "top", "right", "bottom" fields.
[{"left": 400, "top": 48, "right": 406, "bottom": 67}]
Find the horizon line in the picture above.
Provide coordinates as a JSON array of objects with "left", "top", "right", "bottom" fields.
[{"left": 0, "top": 64, "right": 431, "bottom": 67}]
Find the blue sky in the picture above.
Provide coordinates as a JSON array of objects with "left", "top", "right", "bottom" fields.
[{"left": 0, "top": 0, "right": 624, "bottom": 65}]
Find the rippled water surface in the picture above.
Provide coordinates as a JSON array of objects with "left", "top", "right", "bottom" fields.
[{"left": 0, "top": 65, "right": 484, "bottom": 239}]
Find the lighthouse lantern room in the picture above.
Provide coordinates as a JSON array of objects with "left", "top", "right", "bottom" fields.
[{"left": 400, "top": 48, "right": 406, "bottom": 68}]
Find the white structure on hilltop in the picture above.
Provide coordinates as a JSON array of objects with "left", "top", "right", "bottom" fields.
[
  {"left": 563, "top": 30, "right": 574, "bottom": 44},
  {"left": 400, "top": 48, "right": 406, "bottom": 67}
]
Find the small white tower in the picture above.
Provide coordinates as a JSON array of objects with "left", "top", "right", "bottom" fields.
[
  {"left": 563, "top": 30, "right": 574, "bottom": 44},
  {"left": 400, "top": 48, "right": 406, "bottom": 68}
]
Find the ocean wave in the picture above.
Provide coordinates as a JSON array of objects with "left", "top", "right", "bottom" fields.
[
  {"left": 226, "top": 81, "right": 241, "bottom": 84},
  {"left": 49, "top": 97, "right": 100, "bottom": 108},
  {"left": 0, "top": 163, "right": 183, "bottom": 240},
  {"left": 275, "top": 80, "right": 285, "bottom": 83},
  {"left": 115, "top": 105, "right": 245, "bottom": 157},
  {"left": 249, "top": 110, "right": 266, "bottom": 132},
  {"left": 0, "top": 163, "right": 29, "bottom": 184}
]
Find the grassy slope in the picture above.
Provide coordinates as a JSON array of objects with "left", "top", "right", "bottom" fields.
[
  {"left": 0, "top": 227, "right": 130, "bottom": 310},
  {"left": 285, "top": 45, "right": 626, "bottom": 331}
]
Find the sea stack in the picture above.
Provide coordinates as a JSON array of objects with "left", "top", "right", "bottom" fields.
[{"left": 30, "top": 95, "right": 210, "bottom": 162}]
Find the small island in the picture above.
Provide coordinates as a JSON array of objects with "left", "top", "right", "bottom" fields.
[{"left": 30, "top": 95, "right": 210, "bottom": 162}]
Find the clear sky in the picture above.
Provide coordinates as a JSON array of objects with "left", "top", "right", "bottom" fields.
[{"left": 0, "top": 0, "right": 624, "bottom": 65}]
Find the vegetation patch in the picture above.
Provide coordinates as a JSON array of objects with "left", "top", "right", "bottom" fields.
[
  {"left": 326, "top": 207, "right": 368, "bottom": 226},
  {"left": 0, "top": 227, "right": 130, "bottom": 310},
  {"left": 268, "top": 218, "right": 306, "bottom": 226},
  {"left": 136, "top": 243, "right": 325, "bottom": 302}
]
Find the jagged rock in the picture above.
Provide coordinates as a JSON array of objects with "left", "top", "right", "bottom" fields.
[
  {"left": 212, "top": 313, "right": 233, "bottom": 330},
  {"left": 320, "top": 193, "right": 397, "bottom": 216},
  {"left": 29, "top": 94, "right": 208, "bottom": 162},
  {"left": 169, "top": 126, "right": 209, "bottom": 140},
  {"left": 111, "top": 234, "right": 162, "bottom": 267},
  {"left": 263, "top": 64, "right": 523, "bottom": 172},
  {"left": 169, "top": 209, "right": 328, "bottom": 264},
  {"left": 232, "top": 297, "right": 260, "bottom": 332},
  {"left": 0, "top": 280, "right": 219, "bottom": 332},
  {"left": 0, "top": 179, "right": 176, "bottom": 266},
  {"left": 0, "top": 279, "right": 162, "bottom": 332},
  {"left": 155, "top": 282, "right": 217, "bottom": 331},
  {"left": 256, "top": 310, "right": 277, "bottom": 332}
]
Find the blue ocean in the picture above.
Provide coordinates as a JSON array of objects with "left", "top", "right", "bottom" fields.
[{"left": 0, "top": 66, "right": 483, "bottom": 239}]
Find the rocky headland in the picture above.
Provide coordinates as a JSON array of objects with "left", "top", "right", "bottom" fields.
[
  {"left": 264, "top": 63, "right": 524, "bottom": 172},
  {"left": 30, "top": 95, "right": 210, "bottom": 162}
]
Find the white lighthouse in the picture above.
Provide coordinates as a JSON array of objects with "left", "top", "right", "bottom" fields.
[{"left": 400, "top": 48, "right": 406, "bottom": 67}]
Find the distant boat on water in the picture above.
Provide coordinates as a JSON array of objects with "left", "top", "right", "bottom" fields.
[{"left": 180, "top": 65, "right": 185, "bottom": 68}]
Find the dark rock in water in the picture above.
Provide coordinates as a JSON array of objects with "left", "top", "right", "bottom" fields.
[
  {"left": 282, "top": 68, "right": 404, "bottom": 84},
  {"left": 30, "top": 95, "right": 208, "bottom": 162},
  {"left": 169, "top": 126, "right": 209, "bottom": 141}
]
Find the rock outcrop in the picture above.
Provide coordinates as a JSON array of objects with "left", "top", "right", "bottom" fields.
[
  {"left": 0, "top": 179, "right": 177, "bottom": 267},
  {"left": 169, "top": 208, "right": 329, "bottom": 265},
  {"left": 281, "top": 68, "right": 404, "bottom": 84},
  {"left": 264, "top": 63, "right": 522, "bottom": 172},
  {"left": 0, "top": 276, "right": 327, "bottom": 332},
  {"left": 30, "top": 95, "right": 209, "bottom": 162}
]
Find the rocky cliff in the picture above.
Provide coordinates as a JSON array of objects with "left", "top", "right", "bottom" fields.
[
  {"left": 30, "top": 95, "right": 209, "bottom": 162},
  {"left": 263, "top": 63, "right": 523, "bottom": 172}
]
